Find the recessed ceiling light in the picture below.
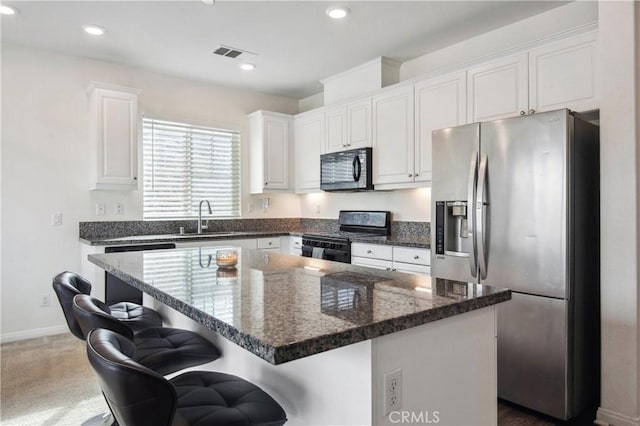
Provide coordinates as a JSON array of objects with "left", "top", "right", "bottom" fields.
[
  {"left": 325, "top": 6, "right": 349, "bottom": 19},
  {"left": 82, "top": 24, "right": 106, "bottom": 36},
  {"left": 239, "top": 63, "right": 255, "bottom": 71},
  {"left": 0, "top": 5, "right": 17, "bottom": 15}
]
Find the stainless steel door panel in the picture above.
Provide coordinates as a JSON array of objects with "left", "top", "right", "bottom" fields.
[
  {"left": 432, "top": 123, "right": 480, "bottom": 200},
  {"left": 497, "top": 292, "right": 568, "bottom": 420},
  {"left": 480, "top": 109, "right": 569, "bottom": 298},
  {"left": 431, "top": 123, "right": 479, "bottom": 283}
]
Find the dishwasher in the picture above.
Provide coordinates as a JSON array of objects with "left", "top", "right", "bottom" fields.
[{"left": 104, "top": 243, "right": 176, "bottom": 305}]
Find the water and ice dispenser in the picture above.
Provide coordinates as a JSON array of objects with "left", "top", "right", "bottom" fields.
[{"left": 435, "top": 201, "right": 470, "bottom": 257}]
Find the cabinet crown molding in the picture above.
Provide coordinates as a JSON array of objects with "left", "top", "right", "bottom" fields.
[{"left": 87, "top": 81, "right": 142, "bottom": 96}]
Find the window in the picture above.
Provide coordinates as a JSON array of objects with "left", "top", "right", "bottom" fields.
[{"left": 143, "top": 118, "right": 240, "bottom": 219}]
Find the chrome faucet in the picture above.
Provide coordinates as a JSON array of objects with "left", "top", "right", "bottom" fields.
[{"left": 198, "top": 200, "right": 212, "bottom": 234}]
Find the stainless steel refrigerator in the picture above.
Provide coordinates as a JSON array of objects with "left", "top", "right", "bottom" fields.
[{"left": 431, "top": 109, "right": 599, "bottom": 420}]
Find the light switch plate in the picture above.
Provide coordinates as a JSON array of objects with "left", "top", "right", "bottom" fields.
[
  {"left": 51, "top": 213, "right": 62, "bottom": 226},
  {"left": 95, "top": 202, "right": 106, "bottom": 216}
]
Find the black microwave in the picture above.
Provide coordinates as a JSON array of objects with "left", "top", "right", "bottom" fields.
[{"left": 320, "top": 147, "right": 374, "bottom": 191}]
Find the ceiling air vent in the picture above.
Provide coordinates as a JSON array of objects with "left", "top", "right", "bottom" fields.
[{"left": 213, "top": 45, "right": 256, "bottom": 60}]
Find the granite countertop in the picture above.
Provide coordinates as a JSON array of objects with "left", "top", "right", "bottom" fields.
[{"left": 89, "top": 247, "right": 509, "bottom": 364}]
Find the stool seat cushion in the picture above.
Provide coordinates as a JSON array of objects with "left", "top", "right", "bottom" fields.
[
  {"left": 171, "top": 371, "right": 287, "bottom": 426},
  {"left": 109, "top": 302, "right": 163, "bottom": 333},
  {"left": 134, "top": 328, "right": 221, "bottom": 376}
]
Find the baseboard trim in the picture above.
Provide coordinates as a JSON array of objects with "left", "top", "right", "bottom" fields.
[
  {"left": 1, "top": 325, "right": 68, "bottom": 344},
  {"left": 596, "top": 407, "right": 640, "bottom": 426}
]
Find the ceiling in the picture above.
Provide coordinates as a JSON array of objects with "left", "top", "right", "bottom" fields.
[{"left": 1, "top": 1, "right": 569, "bottom": 99}]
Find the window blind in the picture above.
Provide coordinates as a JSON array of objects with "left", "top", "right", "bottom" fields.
[{"left": 143, "top": 118, "right": 240, "bottom": 219}]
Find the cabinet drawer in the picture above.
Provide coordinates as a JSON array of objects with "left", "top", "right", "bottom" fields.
[
  {"left": 393, "top": 262, "right": 430, "bottom": 275},
  {"left": 290, "top": 236, "right": 302, "bottom": 249},
  {"left": 351, "top": 243, "right": 393, "bottom": 260},
  {"left": 351, "top": 256, "right": 393, "bottom": 271},
  {"left": 393, "top": 246, "right": 431, "bottom": 266},
  {"left": 257, "top": 237, "right": 280, "bottom": 249}
]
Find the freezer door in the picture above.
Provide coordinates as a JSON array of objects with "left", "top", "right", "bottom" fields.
[
  {"left": 497, "top": 293, "right": 569, "bottom": 420},
  {"left": 431, "top": 123, "right": 479, "bottom": 283},
  {"left": 479, "top": 109, "right": 569, "bottom": 298}
]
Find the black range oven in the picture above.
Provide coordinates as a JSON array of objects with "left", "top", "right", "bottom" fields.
[{"left": 301, "top": 210, "right": 391, "bottom": 264}]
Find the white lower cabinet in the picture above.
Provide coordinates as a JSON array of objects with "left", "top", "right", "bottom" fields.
[
  {"left": 351, "top": 243, "right": 431, "bottom": 275},
  {"left": 257, "top": 237, "right": 281, "bottom": 253},
  {"left": 289, "top": 236, "right": 302, "bottom": 256}
]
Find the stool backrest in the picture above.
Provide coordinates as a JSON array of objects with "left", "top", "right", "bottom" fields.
[
  {"left": 52, "top": 271, "right": 92, "bottom": 339},
  {"left": 73, "top": 294, "right": 134, "bottom": 340},
  {"left": 87, "top": 328, "right": 177, "bottom": 426}
]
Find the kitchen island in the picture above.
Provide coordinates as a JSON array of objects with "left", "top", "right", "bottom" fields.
[{"left": 88, "top": 246, "right": 510, "bottom": 425}]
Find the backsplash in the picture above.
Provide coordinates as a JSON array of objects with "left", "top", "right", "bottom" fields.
[{"left": 79, "top": 218, "right": 430, "bottom": 240}]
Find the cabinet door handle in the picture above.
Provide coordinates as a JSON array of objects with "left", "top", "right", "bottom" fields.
[
  {"left": 265, "top": 182, "right": 268, "bottom": 185},
  {"left": 367, "top": 250, "right": 372, "bottom": 254},
  {"left": 133, "top": 176, "right": 138, "bottom": 180},
  {"left": 415, "top": 173, "right": 419, "bottom": 177},
  {"left": 391, "top": 268, "right": 397, "bottom": 272},
  {"left": 408, "top": 174, "right": 413, "bottom": 177},
  {"left": 520, "top": 111, "right": 526, "bottom": 116},
  {"left": 385, "top": 267, "right": 391, "bottom": 271},
  {"left": 268, "top": 242, "right": 272, "bottom": 245},
  {"left": 529, "top": 109, "right": 536, "bottom": 114},
  {"left": 414, "top": 255, "right": 420, "bottom": 260}
]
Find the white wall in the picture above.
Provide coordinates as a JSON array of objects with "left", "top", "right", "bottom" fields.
[
  {"left": 0, "top": 44, "right": 300, "bottom": 341},
  {"left": 595, "top": 3, "right": 640, "bottom": 426},
  {"left": 300, "top": 188, "right": 430, "bottom": 222}
]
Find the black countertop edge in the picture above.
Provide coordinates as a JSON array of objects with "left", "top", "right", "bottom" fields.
[
  {"left": 81, "top": 231, "right": 431, "bottom": 249},
  {"left": 90, "top": 255, "right": 507, "bottom": 365}
]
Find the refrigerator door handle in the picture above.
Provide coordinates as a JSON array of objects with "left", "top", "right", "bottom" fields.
[
  {"left": 467, "top": 152, "right": 479, "bottom": 277},
  {"left": 477, "top": 153, "right": 488, "bottom": 279}
]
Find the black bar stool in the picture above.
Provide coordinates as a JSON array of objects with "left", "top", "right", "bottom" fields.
[
  {"left": 53, "top": 271, "right": 162, "bottom": 338},
  {"left": 87, "top": 328, "right": 287, "bottom": 426},
  {"left": 73, "top": 294, "right": 221, "bottom": 376}
]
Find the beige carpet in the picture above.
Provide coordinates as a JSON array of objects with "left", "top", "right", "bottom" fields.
[{"left": 1, "top": 333, "right": 108, "bottom": 426}]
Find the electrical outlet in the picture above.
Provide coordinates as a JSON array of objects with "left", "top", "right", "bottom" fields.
[
  {"left": 315, "top": 204, "right": 321, "bottom": 214},
  {"left": 95, "top": 202, "right": 106, "bottom": 216},
  {"left": 114, "top": 201, "right": 124, "bottom": 215},
  {"left": 383, "top": 368, "right": 402, "bottom": 416},
  {"left": 51, "top": 213, "right": 62, "bottom": 226},
  {"left": 40, "top": 293, "right": 50, "bottom": 307}
]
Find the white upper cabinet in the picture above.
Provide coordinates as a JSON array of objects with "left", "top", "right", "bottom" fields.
[
  {"left": 249, "top": 111, "right": 293, "bottom": 193},
  {"left": 347, "top": 98, "right": 372, "bottom": 150},
  {"left": 294, "top": 109, "right": 324, "bottom": 192},
  {"left": 414, "top": 71, "right": 467, "bottom": 183},
  {"left": 529, "top": 31, "right": 598, "bottom": 113},
  {"left": 467, "top": 53, "right": 529, "bottom": 122},
  {"left": 88, "top": 82, "right": 140, "bottom": 191},
  {"left": 325, "top": 97, "right": 372, "bottom": 153},
  {"left": 325, "top": 104, "right": 347, "bottom": 153},
  {"left": 372, "top": 85, "right": 415, "bottom": 186}
]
